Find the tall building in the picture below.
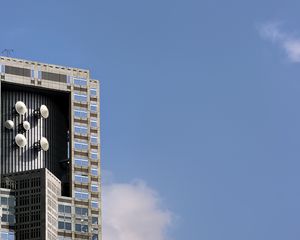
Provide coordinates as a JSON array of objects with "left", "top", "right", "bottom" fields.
[{"left": 0, "top": 56, "right": 101, "bottom": 240}]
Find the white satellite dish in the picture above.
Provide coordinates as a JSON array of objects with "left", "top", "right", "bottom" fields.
[
  {"left": 22, "top": 121, "right": 30, "bottom": 131},
  {"left": 15, "top": 134, "right": 27, "bottom": 148},
  {"left": 4, "top": 120, "right": 14, "bottom": 130},
  {"left": 40, "top": 137, "right": 49, "bottom": 151},
  {"left": 34, "top": 105, "right": 49, "bottom": 119},
  {"left": 15, "top": 101, "right": 27, "bottom": 115},
  {"left": 40, "top": 105, "right": 49, "bottom": 119}
]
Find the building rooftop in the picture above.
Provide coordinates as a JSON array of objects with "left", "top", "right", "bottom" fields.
[{"left": 0, "top": 55, "right": 90, "bottom": 74}]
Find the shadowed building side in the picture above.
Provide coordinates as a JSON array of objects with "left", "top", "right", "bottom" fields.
[{"left": 1, "top": 83, "right": 70, "bottom": 196}]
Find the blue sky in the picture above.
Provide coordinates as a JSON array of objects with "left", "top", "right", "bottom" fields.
[{"left": 2, "top": 1, "right": 300, "bottom": 239}]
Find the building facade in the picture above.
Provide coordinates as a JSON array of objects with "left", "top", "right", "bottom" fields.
[{"left": 0, "top": 56, "right": 101, "bottom": 240}]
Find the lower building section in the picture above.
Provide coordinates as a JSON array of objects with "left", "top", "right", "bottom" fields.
[
  {"left": 1, "top": 168, "right": 60, "bottom": 240},
  {"left": 0, "top": 168, "right": 101, "bottom": 240},
  {"left": 57, "top": 196, "right": 100, "bottom": 240},
  {"left": 0, "top": 187, "right": 15, "bottom": 239}
]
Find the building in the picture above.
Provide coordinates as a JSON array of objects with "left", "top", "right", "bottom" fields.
[{"left": 0, "top": 56, "right": 101, "bottom": 240}]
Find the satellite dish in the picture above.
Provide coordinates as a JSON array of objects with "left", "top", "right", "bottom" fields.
[
  {"left": 40, "top": 137, "right": 49, "bottom": 151},
  {"left": 34, "top": 105, "right": 49, "bottom": 119},
  {"left": 15, "top": 101, "right": 27, "bottom": 115},
  {"left": 40, "top": 105, "right": 49, "bottom": 119},
  {"left": 15, "top": 134, "right": 27, "bottom": 148},
  {"left": 4, "top": 120, "right": 14, "bottom": 129},
  {"left": 22, "top": 121, "right": 30, "bottom": 131}
]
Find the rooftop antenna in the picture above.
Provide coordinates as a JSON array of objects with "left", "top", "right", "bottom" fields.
[{"left": 1, "top": 49, "right": 14, "bottom": 57}]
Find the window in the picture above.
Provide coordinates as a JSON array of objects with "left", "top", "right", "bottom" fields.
[
  {"left": 58, "top": 237, "right": 72, "bottom": 240},
  {"left": 0, "top": 197, "right": 14, "bottom": 206},
  {"left": 75, "top": 174, "right": 89, "bottom": 184},
  {"left": 58, "top": 221, "right": 72, "bottom": 230},
  {"left": 91, "top": 120, "right": 98, "bottom": 128},
  {"left": 90, "top": 88, "right": 97, "bottom": 96},
  {"left": 31, "top": 69, "right": 34, "bottom": 78},
  {"left": 1, "top": 197, "right": 8, "bottom": 205},
  {"left": 8, "top": 197, "right": 15, "bottom": 206},
  {"left": 91, "top": 185, "right": 98, "bottom": 192},
  {"left": 58, "top": 205, "right": 64, "bottom": 213},
  {"left": 92, "top": 217, "right": 98, "bottom": 225},
  {"left": 75, "top": 207, "right": 88, "bottom": 216},
  {"left": 91, "top": 168, "right": 98, "bottom": 176},
  {"left": 8, "top": 215, "right": 14, "bottom": 224},
  {"left": 5, "top": 65, "right": 31, "bottom": 77},
  {"left": 74, "top": 142, "right": 88, "bottom": 151},
  {"left": 65, "top": 222, "right": 72, "bottom": 230},
  {"left": 1, "top": 214, "right": 15, "bottom": 224},
  {"left": 74, "top": 109, "right": 88, "bottom": 119},
  {"left": 65, "top": 206, "right": 71, "bottom": 214},
  {"left": 75, "top": 224, "right": 88, "bottom": 233},
  {"left": 41, "top": 71, "right": 66, "bottom": 82},
  {"left": 74, "top": 125, "right": 88, "bottom": 135},
  {"left": 74, "top": 78, "right": 87, "bottom": 86},
  {"left": 90, "top": 104, "right": 97, "bottom": 112},
  {"left": 91, "top": 201, "right": 98, "bottom": 208},
  {"left": 75, "top": 190, "right": 89, "bottom": 200},
  {"left": 92, "top": 234, "right": 98, "bottom": 240},
  {"left": 91, "top": 136, "right": 98, "bottom": 145},
  {"left": 0, "top": 232, "right": 14, "bottom": 240},
  {"left": 74, "top": 157, "right": 89, "bottom": 167},
  {"left": 38, "top": 70, "right": 41, "bottom": 79},
  {"left": 58, "top": 204, "right": 71, "bottom": 214},
  {"left": 91, "top": 152, "right": 98, "bottom": 160},
  {"left": 74, "top": 93, "right": 87, "bottom": 102},
  {"left": 67, "top": 76, "right": 71, "bottom": 84},
  {"left": 58, "top": 221, "right": 64, "bottom": 229}
]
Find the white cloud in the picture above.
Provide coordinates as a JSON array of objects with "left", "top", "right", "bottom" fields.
[
  {"left": 103, "top": 180, "right": 173, "bottom": 240},
  {"left": 259, "top": 22, "right": 285, "bottom": 42},
  {"left": 283, "top": 40, "right": 300, "bottom": 62},
  {"left": 259, "top": 22, "right": 300, "bottom": 62}
]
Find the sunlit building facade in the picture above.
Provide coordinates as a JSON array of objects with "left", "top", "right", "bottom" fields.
[{"left": 0, "top": 56, "right": 101, "bottom": 240}]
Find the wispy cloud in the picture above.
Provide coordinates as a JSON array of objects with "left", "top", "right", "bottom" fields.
[
  {"left": 103, "top": 179, "right": 173, "bottom": 240},
  {"left": 259, "top": 22, "right": 300, "bottom": 62}
]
